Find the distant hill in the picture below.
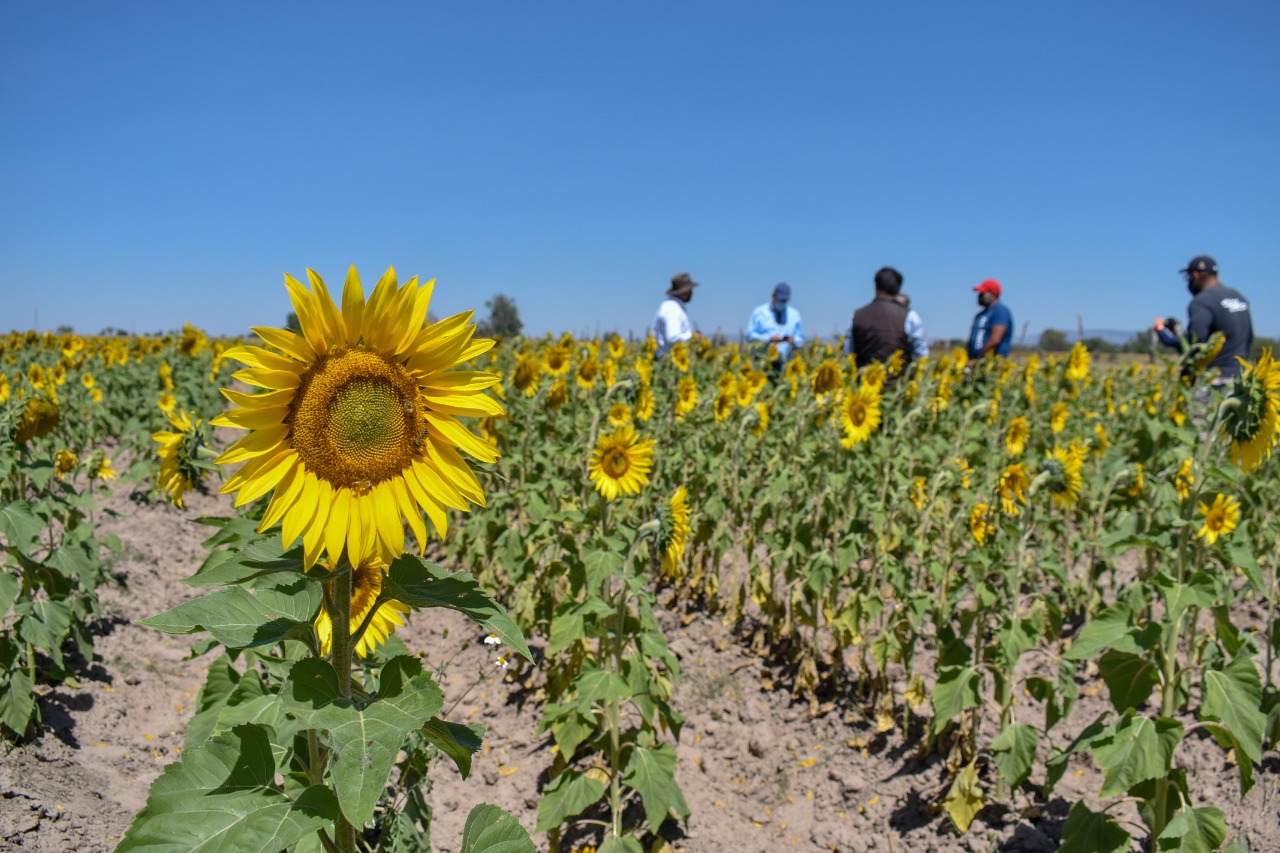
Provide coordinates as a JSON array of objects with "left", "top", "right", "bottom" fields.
[{"left": 1068, "top": 329, "right": 1143, "bottom": 345}]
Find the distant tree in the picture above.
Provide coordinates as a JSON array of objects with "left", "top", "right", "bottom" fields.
[
  {"left": 477, "top": 294, "right": 522, "bottom": 339},
  {"left": 285, "top": 312, "right": 301, "bottom": 332},
  {"left": 55, "top": 324, "right": 74, "bottom": 335},
  {"left": 1252, "top": 337, "right": 1280, "bottom": 360},
  {"left": 1038, "top": 328, "right": 1069, "bottom": 352}
]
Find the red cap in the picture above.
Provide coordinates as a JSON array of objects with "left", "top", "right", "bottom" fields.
[{"left": 973, "top": 279, "right": 1002, "bottom": 296}]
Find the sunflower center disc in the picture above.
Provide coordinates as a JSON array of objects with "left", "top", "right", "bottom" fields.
[
  {"left": 604, "top": 448, "right": 629, "bottom": 478},
  {"left": 291, "top": 349, "right": 422, "bottom": 489}
]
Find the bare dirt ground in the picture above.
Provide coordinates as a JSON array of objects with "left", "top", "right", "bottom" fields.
[{"left": 2, "top": 479, "right": 1278, "bottom": 852}]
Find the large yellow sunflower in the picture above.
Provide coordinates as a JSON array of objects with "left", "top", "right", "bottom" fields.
[
  {"left": 314, "top": 563, "right": 409, "bottom": 658},
  {"left": 840, "top": 383, "right": 882, "bottom": 448},
  {"left": 212, "top": 267, "right": 502, "bottom": 568},
  {"left": 588, "top": 424, "right": 655, "bottom": 500},
  {"left": 1196, "top": 493, "right": 1240, "bottom": 545}
]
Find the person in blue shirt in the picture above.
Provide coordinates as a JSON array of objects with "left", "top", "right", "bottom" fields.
[
  {"left": 747, "top": 282, "right": 804, "bottom": 372},
  {"left": 968, "top": 279, "right": 1013, "bottom": 360}
]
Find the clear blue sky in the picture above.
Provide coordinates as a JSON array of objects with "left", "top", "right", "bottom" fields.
[{"left": 3, "top": 1, "right": 1278, "bottom": 343}]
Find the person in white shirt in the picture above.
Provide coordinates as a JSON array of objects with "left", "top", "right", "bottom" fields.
[{"left": 653, "top": 272, "right": 698, "bottom": 357}]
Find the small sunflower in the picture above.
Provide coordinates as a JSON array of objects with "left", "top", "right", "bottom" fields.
[
  {"left": 750, "top": 401, "right": 770, "bottom": 437},
  {"left": 314, "top": 563, "right": 409, "bottom": 658},
  {"left": 543, "top": 345, "right": 572, "bottom": 376},
  {"left": 576, "top": 358, "right": 601, "bottom": 390},
  {"left": 158, "top": 392, "right": 178, "bottom": 414},
  {"left": 734, "top": 377, "right": 757, "bottom": 408},
  {"left": 675, "top": 376, "right": 698, "bottom": 421},
  {"left": 153, "top": 408, "right": 204, "bottom": 508},
  {"left": 811, "top": 358, "right": 842, "bottom": 397},
  {"left": 1092, "top": 423, "right": 1111, "bottom": 455},
  {"left": 670, "top": 341, "right": 690, "bottom": 373},
  {"left": 1196, "top": 493, "right": 1240, "bottom": 545},
  {"left": 713, "top": 391, "right": 735, "bottom": 422},
  {"left": 998, "top": 463, "right": 1029, "bottom": 516},
  {"left": 588, "top": 424, "right": 655, "bottom": 500},
  {"left": 1043, "top": 444, "right": 1083, "bottom": 508},
  {"left": 15, "top": 397, "right": 59, "bottom": 444},
  {"left": 660, "top": 486, "right": 691, "bottom": 581},
  {"left": 607, "top": 402, "right": 632, "bottom": 427},
  {"left": 908, "top": 476, "right": 927, "bottom": 511},
  {"left": 969, "top": 504, "right": 996, "bottom": 546},
  {"left": 1174, "top": 457, "right": 1194, "bottom": 501},
  {"left": 1221, "top": 349, "right": 1280, "bottom": 472},
  {"left": 716, "top": 372, "right": 736, "bottom": 394},
  {"left": 1065, "top": 342, "right": 1090, "bottom": 384},
  {"left": 55, "top": 449, "right": 78, "bottom": 479},
  {"left": 546, "top": 378, "right": 569, "bottom": 410},
  {"left": 512, "top": 354, "right": 541, "bottom": 397},
  {"left": 88, "top": 453, "right": 116, "bottom": 482},
  {"left": 886, "top": 350, "right": 905, "bottom": 378},
  {"left": 212, "top": 266, "right": 502, "bottom": 568},
  {"left": 840, "top": 383, "right": 883, "bottom": 448},
  {"left": 81, "top": 372, "right": 96, "bottom": 390},
  {"left": 1049, "top": 401, "right": 1069, "bottom": 434},
  {"left": 861, "top": 361, "right": 887, "bottom": 391},
  {"left": 1005, "top": 416, "right": 1029, "bottom": 456},
  {"left": 607, "top": 336, "right": 627, "bottom": 361},
  {"left": 634, "top": 382, "right": 655, "bottom": 421}
]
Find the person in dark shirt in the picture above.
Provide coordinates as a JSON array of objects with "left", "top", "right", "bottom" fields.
[
  {"left": 846, "top": 267, "right": 913, "bottom": 369},
  {"left": 968, "top": 279, "right": 1013, "bottom": 360},
  {"left": 1154, "top": 255, "right": 1253, "bottom": 381}
]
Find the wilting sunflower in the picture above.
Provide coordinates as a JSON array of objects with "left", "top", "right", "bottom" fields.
[
  {"left": 88, "top": 453, "right": 116, "bottom": 482},
  {"left": 1174, "top": 457, "right": 1194, "bottom": 501},
  {"left": 55, "top": 449, "right": 78, "bottom": 479},
  {"left": 1005, "top": 416, "right": 1029, "bottom": 456},
  {"left": 607, "top": 402, "right": 632, "bottom": 426},
  {"left": 840, "top": 383, "right": 882, "bottom": 448},
  {"left": 1189, "top": 331, "right": 1225, "bottom": 376},
  {"left": 1196, "top": 493, "right": 1240, "bottom": 545},
  {"left": 313, "top": 563, "right": 409, "bottom": 658},
  {"left": 588, "top": 423, "right": 655, "bottom": 500},
  {"left": 969, "top": 504, "right": 996, "bottom": 546},
  {"left": 750, "top": 402, "right": 770, "bottom": 437},
  {"left": 1049, "top": 401, "right": 1069, "bottom": 434},
  {"left": 811, "top": 358, "right": 842, "bottom": 397},
  {"left": 212, "top": 266, "right": 502, "bottom": 568},
  {"left": 15, "top": 397, "right": 59, "bottom": 444},
  {"left": 908, "top": 476, "right": 928, "bottom": 511},
  {"left": 546, "top": 379, "right": 569, "bottom": 410},
  {"left": 675, "top": 376, "right": 698, "bottom": 420},
  {"left": 660, "top": 486, "right": 691, "bottom": 581},
  {"left": 1221, "top": 349, "right": 1280, "bottom": 472},
  {"left": 1043, "top": 444, "right": 1084, "bottom": 508},
  {"left": 512, "top": 354, "right": 541, "bottom": 397},
  {"left": 670, "top": 341, "right": 690, "bottom": 373},
  {"left": 154, "top": 408, "right": 204, "bottom": 508},
  {"left": 998, "top": 463, "right": 1029, "bottom": 516}
]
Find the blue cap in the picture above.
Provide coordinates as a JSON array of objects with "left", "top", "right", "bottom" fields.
[
  {"left": 773, "top": 282, "right": 791, "bottom": 302},
  {"left": 1180, "top": 255, "right": 1217, "bottom": 274}
]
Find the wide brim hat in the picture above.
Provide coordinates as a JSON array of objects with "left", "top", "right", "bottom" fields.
[{"left": 667, "top": 272, "right": 700, "bottom": 296}]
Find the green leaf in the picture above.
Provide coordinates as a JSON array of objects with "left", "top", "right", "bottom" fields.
[
  {"left": 1098, "top": 649, "right": 1158, "bottom": 713},
  {"left": 139, "top": 578, "right": 321, "bottom": 648},
  {"left": 186, "top": 536, "right": 308, "bottom": 587},
  {"left": 573, "top": 668, "right": 631, "bottom": 712},
  {"left": 0, "top": 502, "right": 43, "bottom": 549},
  {"left": 1158, "top": 806, "right": 1228, "bottom": 853},
  {"left": 931, "top": 665, "right": 981, "bottom": 734},
  {"left": 118, "top": 724, "right": 339, "bottom": 852},
  {"left": 281, "top": 656, "right": 442, "bottom": 827},
  {"left": 185, "top": 656, "right": 243, "bottom": 751},
  {"left": 534, "top": 769, "right": 606, "bottom": 833},
  {"left": 0, "top": 572, "right": 21, "bottom": 620},
  {"left": 622, "top": 744, "right": 689, "bottom": 833},
  {"left": 421, "top": 718, "right": 484, "bottom": 780},
  {"left": 1226, "top": 539, "right": 1265, "bottom": 595},
  {"left": 1092, "top": 712, "right": 1183, "bottom": 798},
  {"left": 582, "top": 547, "right": 624, "bottom": 590},
  {"left": 990, "top": 723, "right": 1038, "bottom": 790},
  {"left": 943, "top": 760, "right": 984, "bottom": 834},
  {"left": 598, "top": 837, "right": 644, "bottom": 853},
  {"left": 384, "top": 555, "right": 530, "bottom": 661},
  {"left": 0, "top": 670, "right": 36, "bottom": 735},
  {"left": 1060, "top": 802, "right": 1131, "bottom": 853},
  {"left": 16, "top": 598, "right": 73, "bottom": 665},
  {"left": 459, "top": 803, "right": 535, "bottom": 853},
  {"left": 1154, "top": 571, "right": 1218, "bottom": 623},
  {"left": 1201, "top": 655, "right": 1265, "bottom": 766},
  {"left": 1065, "top": 602, "right": 1139, "bottom": 660}
]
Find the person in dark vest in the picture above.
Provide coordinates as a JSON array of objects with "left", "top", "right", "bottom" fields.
[{"left": 845, "top": 267, "right": 918, "bottom": 369}]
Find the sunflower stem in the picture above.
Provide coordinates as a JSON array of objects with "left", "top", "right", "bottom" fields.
[{"left": 329, "top": 566, "right": 359, "bottom": 853}]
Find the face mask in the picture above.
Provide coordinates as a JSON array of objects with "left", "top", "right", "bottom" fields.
[
  {"left": 977, "top": 294, "right": 989, "bottom": 308},
  {"left": 1186, "top": 280, "right": 1198, "bottom": 297},
  {"left": 773, "top": 302, "right": 787, "bottom": 324}
]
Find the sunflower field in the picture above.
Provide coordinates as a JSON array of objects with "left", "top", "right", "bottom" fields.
[{"left": 2, "top": 268, "right": 1278, "bottom": 853}]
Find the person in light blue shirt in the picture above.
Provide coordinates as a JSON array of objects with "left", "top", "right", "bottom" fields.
[
  {"left": 968, "top": 279, "right": 1013, "bottom": 360},
  {"left": 747, "top": 282, "right": 804, "bottom": 371},
  {"left": 897, "top": 293, "right": 930, "bottom": 360}
]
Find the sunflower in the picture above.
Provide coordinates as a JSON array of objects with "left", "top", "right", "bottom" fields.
[
  {"left": 1123, "top": 462, "right": 1144, "bottom": 499},
  {"left": 159, "top": 361, "right": 174, "bottom": 391},
  {"left": 576, "top": 358, "right": 601, "bottom": 390},
  {"left": 660, "top": 486, "right": 691, "bottom": 581},
  {"left": 179, "top": 323, "right": 209, "bottom": 358},
  {"left": 588, "top": 424, "right": 655, "bottom": 500},
  {"left": 750, "top": 401, "right": 770, "bottom": 437},
  {"left": 154, "top": 408, "right": 204, "bottom": 508},
  {"left": 1196, "top": 493, "right": 1240, "bottom": 545},
  {"left": 158, "top": 391, "right": 177, "bottom": 414},
  {"left": 607, "top": 402, "right": 632, "bottom": 426},
  {"left": 670, "top": 341, "right": 690, "bottom": 373},
  {"left": 543, "top": 345, "right": 572, "bottom": 376},
  {"left": 840, "top": 383, "right": 883, "bottom": 448},
  {"left": 643, "top": 335, "right": 657, "bottom": 359},
  {"left": 55, "top": 449, "right": 78, "bottom": 479},
  {"left": 861, "top": 361, "right": 887, "bottom": 391},
  {"left": 734, "top": 377, "right": 757, "bottom": 408},
  {"left": 1043, "top": 444, "right": 1083, "bottom": 508},
  {"left": 1174, "top": 457, "right": 1194, "bottom": 501},
  {"left": 634, "top": 382, "right": 655, "bottom": 421},
  {"left": 811, "top": 358, "right": 842, "bottom": 397},
  {"left": 1221, "top": 349, "right": 1280, "bottom": 472},
  {"left": 1049, "top": 401, "right": 1069, "bottom": 434},
  {"left": 713, "top": 391, "right": 735, "bottom": 422},
  {"left": 512, "top": 354, "right": 541, "bottom": 397},
  {"left": 212, "top": 267, "right": 502, "bottom": 568},
  {"left": 1065, "top": 342, "right": 1090, "bottom": 384},
  {"left": 1092, "top": 423, "right": 1111, "bottom": 455},
  {"left": 908, "top": 476, "right": 927, "bottom": 511},
  {"left": 81, "top": 372, "right": 95, "bottom": 390},
  {"left": 675, "top": 376, "right": 698, "bottom": 421},
  {"left": 546, "top": 378, "right": 569, "bottom": 410},
  {"left": 607, "top": 336, "right": 627, "bottom": 361},
  {"left": 716, "top": 372, "right": 736, "bottom": 394},
  {"left": 1005, "top": 416, "right": 1030, "bottom": 456},
  {"left": 886, "top": 350, "right": 905, "bottom": 378},
  {"left": 15, "top": 397, "right": 59, "bottom": 444},
  {"left": 998, "top": 463, "right": 1029, "bottom": 516},
  {"left": 314, "top": 563, "right": 409, "bottom": 658},
  {"left": 969, "top": 504, "right": 996, "bottom": 546},
  {"left": 1189, "top": 331, "right": 1225, "bottom": 375}
]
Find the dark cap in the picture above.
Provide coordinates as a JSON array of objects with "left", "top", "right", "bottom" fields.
[
  {"left": 973, "top": 279, "right": 1002, "bottom": 296},
  {"left": 667, "top": 272, "right": 699, "bottom": 295},
  {"left": 1180, "top": 255, "right": 1218, "bottom": 275},
  {"left": 772, "top": 282, "right": 791, "bottom": 302}
]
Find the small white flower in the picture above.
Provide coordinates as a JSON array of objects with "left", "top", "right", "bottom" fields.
[
  {"left": 494, "top": 656, "right": 509, "bottom": 669},
  {"left": 483, "top": 633, "right": 501, "bottom": 646}
]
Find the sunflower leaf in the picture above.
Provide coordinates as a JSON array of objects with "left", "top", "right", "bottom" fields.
[
  {"left": 460, "top": 803, "right": 535, "bottom": 853},
  {"left": 140, "top": 578, "right": 321, "bottom": 648},
  {"left": 384, "top": 555, "right": 530, "bottom": 660}
]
